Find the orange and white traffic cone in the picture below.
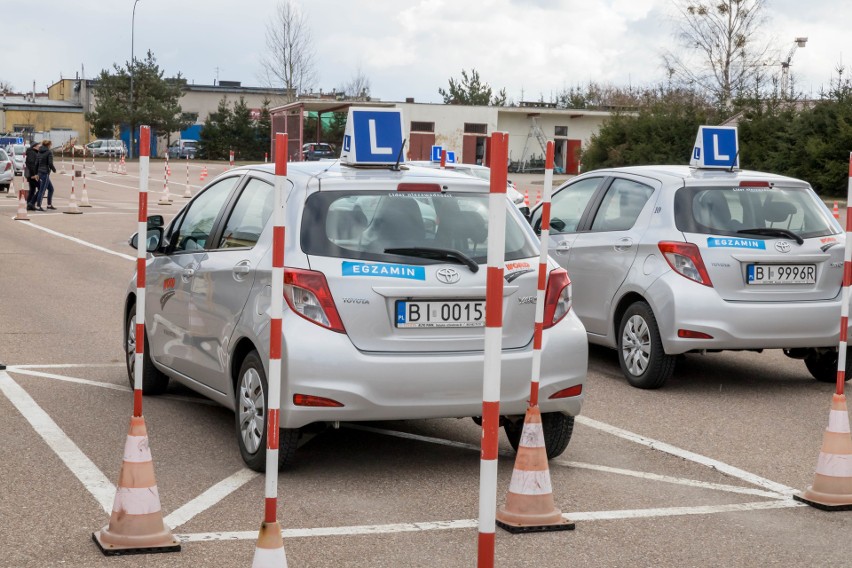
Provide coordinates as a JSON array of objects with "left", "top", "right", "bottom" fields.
[
  {"left": 535, "top": 188, "right": 542, "bottom": 206},
  {"left": 93, "top": 416, "right": 181, "bottom": 555},
  {"left": 524, "top": 188, "right": 530, "bottom": 208},
  {"left": 834, "top": 201, "right": 840, "bottom": 220},
  {"left": 80, "top": 171, "right": 92, "bottom": 207},
  {"left": 119, "top": 155, "right": 127, "bottom": 175},
  {"left": 64, "top": 171, "right": 83, "bottom": 215},
  {"left": 13, "top": 188, "right": 30, "bottom": 221},
  {"left": 496, "top": 406, "right": 574, "bottom": 533},
  {"left": 252, "top": 521, "right": 288, "bottom": 567},
  {"left": 794, "top": 394, "right": 852, "bottom": 510}
]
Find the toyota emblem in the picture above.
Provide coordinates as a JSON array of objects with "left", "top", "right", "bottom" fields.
[
  {"left": 775, "top": 241, "right": 792, "bottom": 253},
  {"left": 436, "top": 268, "right": 460, "bottom": 284}
]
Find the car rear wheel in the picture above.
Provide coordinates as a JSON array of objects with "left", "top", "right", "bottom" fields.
[
  {"left": 618, "top": 301, "right": 676, "bottom": 389},
  {"left": 503, "top": 412, "right": 574, "bottom": 459},
  {"left": 235, "top": 350, "right": 300, "bottom": 472},
  {"left": 125, "top": 304, "right": 170, "bottom": 395},
  {"left": 804, "top": 348, "right": 852, "bottom": 383}
]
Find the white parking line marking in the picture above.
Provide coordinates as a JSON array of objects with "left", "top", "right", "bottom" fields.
[
  {"left": 9, "top": 363, "right": 124, "bottom": 369},
  {"left": 348, "top": 424, "right": 787, "bottom": 499},
  {"left": 175, "top": 500, "right": 803, "bottom": 542},
  {"left": 7, "top": 367, "right": 219, "bottom": 406},
  {"left": 18, "top": 222, "right": 134, "bottom": 261},
  {"left": 164, "top": 468, "right": 260, "bottom": 529},
  {"left": 576, "top": 416, "right": 798, "bottom": 496},
  {"left": 0, "top": 370, "right": 116, "bottom": 513}
]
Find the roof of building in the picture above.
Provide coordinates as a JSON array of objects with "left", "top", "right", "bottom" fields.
[{"left": 0, "top": 96, "right": 83, "bottom": 112}]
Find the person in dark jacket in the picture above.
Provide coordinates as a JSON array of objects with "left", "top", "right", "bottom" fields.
[
  {"left": 33, "top": 140, "right": 56, "bottom": 211},
  {"left": 24, "top": 141, "right": 40, "bottom": 210}
]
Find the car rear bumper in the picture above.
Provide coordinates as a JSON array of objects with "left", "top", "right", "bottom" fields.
[
  {"left": 647, "top": 272, "right": 848, "bottom": 354},
  {"left": 273, "top": 311, "right": 588, "bottom": 429}
]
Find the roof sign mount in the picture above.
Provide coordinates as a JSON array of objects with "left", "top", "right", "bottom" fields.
[
  {"left": 340, "top": 107, "right": 405, "bottom": 166},
  {"left": 689, "top": 125, "right": 739, "bottom": 170}
]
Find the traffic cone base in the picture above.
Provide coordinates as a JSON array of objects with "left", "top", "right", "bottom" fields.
[
  {"left": 14, "top": 191, "right": 30, "bottom": 221},
  {"left": 92, "top": 416, "right": 180, "bottom": 555},
  {"left": 496, "top": 406, "right": 574, "bottom": 533},
  {"left": 252, "top": 521, "right": 288, "bottom": 567},
  {"left": 795, "top": 394, "right": 852, "bottom": 510}
]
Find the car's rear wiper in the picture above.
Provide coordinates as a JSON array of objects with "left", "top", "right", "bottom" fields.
[
  {"left": 384, "top": 247, "right": 480, "bottom": 273},
  {"left": 736, "top": 228, "right": 804, "bottom": 245}
]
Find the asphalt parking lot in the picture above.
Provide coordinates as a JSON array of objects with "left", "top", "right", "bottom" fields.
[{"left": 2, "top": 161, "right": 852, "bottom": 567}]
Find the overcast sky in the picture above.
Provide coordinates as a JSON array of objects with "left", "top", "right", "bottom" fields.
[{"left": 5, "top": 0, "right": 849, "bottom": 104}]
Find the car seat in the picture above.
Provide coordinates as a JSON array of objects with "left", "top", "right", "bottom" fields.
[{"left": 360, "top": 197, "right": 425, "bottom": 251}]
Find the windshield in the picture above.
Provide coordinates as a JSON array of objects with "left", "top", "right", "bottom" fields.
[
  {"left": 301, "top": 190, "right": 538, "bottom": 263},
  {"left": 10, "top": 145, "right": 25, "bottom": 154},
  {"left": 674, "top": 185, "right": 838, "bottom": 240}
]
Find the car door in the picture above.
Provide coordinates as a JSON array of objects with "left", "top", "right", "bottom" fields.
[
  {"left": 566, "top": 176, "right": 657, "bottom": 335},
  {"left": 147, "top": 175, "right": 242, "bottom": 378},
  {"left": 182, "top": 175, "right": 274, "bottom": 393}
]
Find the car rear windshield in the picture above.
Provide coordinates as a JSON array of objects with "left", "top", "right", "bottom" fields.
[
  {"left": 301, "top": 190, "right": 538, "bottom": 263},
  {"left": 183, "top": 141, "right": 197, "bottom": 148},
  {"left": 674, "top": 184, "right": 838, "bottom": 240}
]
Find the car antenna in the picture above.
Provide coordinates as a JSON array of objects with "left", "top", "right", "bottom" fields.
[
  {"left": 391, "top": 139, "right": 407, "bottom": 171},
  {"left": 728, "top": 148, "right": 740, "bottom": 172}
]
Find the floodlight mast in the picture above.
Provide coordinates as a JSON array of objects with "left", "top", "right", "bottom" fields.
[{"left": 781, "top": 37, "right": 808, "bottom": 97}]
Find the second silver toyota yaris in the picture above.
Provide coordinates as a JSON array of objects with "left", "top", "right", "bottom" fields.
[{"left": 126, "top": 161, "right": 588, "bottom": 470}]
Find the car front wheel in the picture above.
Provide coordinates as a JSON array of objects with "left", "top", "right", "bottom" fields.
[
  {"left": 235, "top": 350, "right": 300, "bottom": 472},
  {"left": 125, "top": 304, "right": 170, "bottom": 395},
  {"left": 618, "top": 301, "right": 676, "bottom": 389},
  {"left": 503, "top": 412, "right": 574, "bottom": 459}
]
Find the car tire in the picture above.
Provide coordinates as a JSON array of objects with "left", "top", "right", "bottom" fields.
[
  {"left": 235, "top": 350, "right": 300, "bottom": 472},
  {"left": 804, "top": 348, "right": 852, "bottom": 383},
  {"left": 503, "top": 412, "right": 574, "bottom": 459},
  {"left": 618, "top": 301, "right": 676, "bottom": 389},
  {"left": 125, "top": 304, "right": 170, "bottom": 395}
]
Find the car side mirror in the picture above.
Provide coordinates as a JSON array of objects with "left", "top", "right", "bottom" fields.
[
  {"left": 129, "top": 227, "right": 164, "bottom": 253},
  {"left": 147, "top": 214, "right": 164, "bottom": 229}
]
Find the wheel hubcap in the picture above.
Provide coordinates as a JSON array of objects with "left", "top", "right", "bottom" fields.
[
  {"left": 238, "top": 368, "right": 265, "bottom": 454},
  {"left": 622, "top": 315, "right": 651, "bottom": 376}
]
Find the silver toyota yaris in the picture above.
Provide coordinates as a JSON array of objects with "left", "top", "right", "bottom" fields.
[
  {"left": 530, "top": 165, "right": 849, "bottom": 389},
  {"left": 125, "top": 161, "right": 587, "bottom": 470}
]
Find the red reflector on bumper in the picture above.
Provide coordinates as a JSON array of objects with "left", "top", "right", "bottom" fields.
[
  {"left": 293, "top": 394, "right": 344, "bottom": 407},
  {"left": 678, "top": 329, "right": 714, "bottom": 339},
  {"left": 548, "top": 385, "right": 583, "bottom": 399}
]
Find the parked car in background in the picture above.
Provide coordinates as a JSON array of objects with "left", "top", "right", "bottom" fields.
[
  {"left": 86, "top": 139, "right": 127, "bottom": 157},
  {"left": 167, "top": 139, "right": 198, "bottom": 159},
  {"left": 302, "top": 142, "right": 336, "bottom": 161},
  {"left": 5, "top": 144, "right": 26, "bottom": 175},
  {"left": 529, "top": 164, "right": 848, "bottom": 389},
  {"left": 0, "top": 149, "right": 13, "bottom": 191}
]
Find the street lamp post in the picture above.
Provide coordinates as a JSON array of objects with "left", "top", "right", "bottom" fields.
[{"left": 129, "top": 0, "right": 141, "bottom": 160}]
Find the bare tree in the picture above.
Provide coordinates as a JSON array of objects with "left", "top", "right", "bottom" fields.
[
  {"left": 342, "top": 66, "right": 371, "bottom": 101},
  {"left": 662, "top": 0, "right": 773, "bottom": 105},
  {"left": 259, "top": 1, "right": 317, "bottom": 103},
  {"left": 0, "top": 79, "right": 13, "bottom": 95}
]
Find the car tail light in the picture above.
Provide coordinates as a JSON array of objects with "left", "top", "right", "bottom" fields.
[
  {"left": 548, "top": 385, "right": 583, "bottom": 399},
  {"left": 283, "top": 268, "right": 346, "bottom": 333},
  {"left": 3, "top": 162, "right": 9, "bottom": 172},
  {"left": 543, "top": 268, "right": 572, "bottom": 329},
  {"left": 293, "top": 393, "right": 344, "bottom": 407},
  {"left": 658, "top": 242, "right": 713, "bottom": 287},
  {"left": 398, "top": 183, "right": 441, "bottom": 192}
]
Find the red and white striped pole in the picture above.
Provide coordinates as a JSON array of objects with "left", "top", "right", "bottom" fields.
[
  {"left": 478, "top": 131, "right": 509, "bottom": 568},
  {"left": 135, "top": 126, "right": 151, "bottom": 418},
  {"left": 252, "top": 132, "right": 289, "bottom": 567},
  {"left": 838, "top": 152, "right": 852, "bottom": 397},
  {"left": 229, "top": 149, "right": 235, "bottom": 169},
  {"left": 440, "top": 149, "right": 447, "bottom": 169},
  {"left": 264, "top": 152, "right": 268, "bottom": 163},
  {"left": 183, "top": 155, "right": 192, "bottom": 198},
  {"left": 529, "top": 140, "right": 555, "bottom": 407}
]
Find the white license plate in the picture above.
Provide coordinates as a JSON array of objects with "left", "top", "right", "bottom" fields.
[
  {"left": 747, "top": 264, "right": 816, "bottom": 285},
  {"left": 395, "top": 300, "right": 485, "bottom": 328}
]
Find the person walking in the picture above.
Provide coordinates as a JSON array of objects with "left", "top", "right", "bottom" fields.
[
  {"left": 34, "top": 140, "right": 56, "bottom": 211},
  {"left": 24, "top": 141, "right": 40, "bottom": 210}
]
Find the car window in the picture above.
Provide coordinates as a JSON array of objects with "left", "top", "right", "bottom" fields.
[
  {"left": 545, "top": 177, "right": 603, "bottom": 234},
  {"left": 590, "top": 178, "right": 654, "bottom": 231},
  {"left": 301, "top": 190, "right": 538, "bottom": 263},
  {"left": 171, "top": 176, "right": 240, "bottom": 252},
  {"left": 675, "top": 185, "right": 837, "bottom": 238},
  {"left": 0, "top": 150, "right": 7, "bottom": 161},
  {"left": 218, "top": 177, "right": 274, "bottom": 249}
]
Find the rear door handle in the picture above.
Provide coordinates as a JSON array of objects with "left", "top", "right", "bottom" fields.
[
  {"left": 233, "top": 260, "right": 252, "bottom": 280},
  {"left": 181, "top": 267, "right": 196, "bottom": 281},
  {"left": 614, "top": 237, "right": 634, "bottom": 252}
]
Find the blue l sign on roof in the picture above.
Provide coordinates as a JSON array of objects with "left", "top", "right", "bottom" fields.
[
  {"left": 689, "top": 126, "right": 739, "bottom": 169},
  {"left": 340, "top": 107, "right": 405, "bottom": 165},
  {"left": 431, "top": 145, "right": 443, "bottom": 162}
]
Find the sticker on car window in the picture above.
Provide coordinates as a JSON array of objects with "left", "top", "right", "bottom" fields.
[
  {"left": 707, "top": 238, "right": 766, "bottom": 249},
  {"left": 342, "top": 261, "right": 426, "bottom": 280}
]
